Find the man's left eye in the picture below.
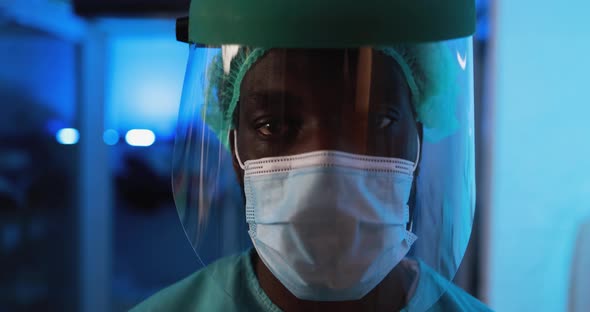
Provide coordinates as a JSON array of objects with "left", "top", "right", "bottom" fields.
[{"left": 377, "top": 116, "right": 395, "bottom": 129}]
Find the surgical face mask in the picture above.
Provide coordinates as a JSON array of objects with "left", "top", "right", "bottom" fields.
[{"left": 233, "top": 132, "right": 419, "bottom": 301}]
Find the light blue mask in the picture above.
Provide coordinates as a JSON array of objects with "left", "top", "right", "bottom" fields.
[{"left": 234, "top": 133, "right": 420, "bottom": 301}]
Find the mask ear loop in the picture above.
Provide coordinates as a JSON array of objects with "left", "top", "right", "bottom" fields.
[
  {"left": 412, "top": 135, "right": 421, "bottom": 173},
  {"left": 408, "top": 134, "right": 421, "bottom": 233},
  {"left": 230, "top": 129, "right": 246, "bottom": 170}
]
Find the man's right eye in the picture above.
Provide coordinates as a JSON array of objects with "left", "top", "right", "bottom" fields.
[{"left": 254, "top": 120, "right": 290, "bottom": 138}]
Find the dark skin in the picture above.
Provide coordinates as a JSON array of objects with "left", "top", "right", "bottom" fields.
[{"left": 229, "top": 48, "right": 422, "bottom": 311}]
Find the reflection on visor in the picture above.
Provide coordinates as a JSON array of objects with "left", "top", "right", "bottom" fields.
[
  {"left": 205, "top": 45, "right": 461, "bottom": 152},
  {"left": 233, "top": 48, "right": 419, "bottom": 162}
]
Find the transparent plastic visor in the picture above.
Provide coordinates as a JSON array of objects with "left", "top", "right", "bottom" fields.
[{"left": 172, "top": 38, "right": 475, "bottom": 310}]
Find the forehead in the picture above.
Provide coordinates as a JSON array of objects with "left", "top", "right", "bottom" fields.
[{"left": 240, "top": 48, "right": 409, "bottom": 98}]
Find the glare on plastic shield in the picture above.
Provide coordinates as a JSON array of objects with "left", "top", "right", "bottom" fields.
[{"left": 172, "top": 36, "right": 475, "bottom": 310}]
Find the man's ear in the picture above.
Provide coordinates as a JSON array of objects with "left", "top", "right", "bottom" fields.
[{"left": 229, "top": 129, "right": 245, "bottom": 187}]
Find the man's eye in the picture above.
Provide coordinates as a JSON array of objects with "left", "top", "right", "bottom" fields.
[
  {"left": 255, "top": 121, "right": 289, "bottom": 138},
  {"left": 377, "top": 116, "right": 396, "bottom": 129}
]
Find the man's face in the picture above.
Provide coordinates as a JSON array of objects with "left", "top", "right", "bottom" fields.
[{"left": 234, "top": 48, "right": 419, "bottom": 163}]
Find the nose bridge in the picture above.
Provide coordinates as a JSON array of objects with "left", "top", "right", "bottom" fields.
[
  {"left": 301, "top": 47, "right": 373, "bottom": 155},
  {"left": 305, "top": 119, "right": 368, "bottom": 154}
]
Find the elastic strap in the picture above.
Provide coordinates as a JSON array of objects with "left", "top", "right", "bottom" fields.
[
  {"left": 231, "top": 129, "right": 246, "bottom": 170},
  {"left": 413, "top": 135, "right": 421, "bottom": 172}
]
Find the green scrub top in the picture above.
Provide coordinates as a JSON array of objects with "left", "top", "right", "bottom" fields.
[{"left": 131, "top": 249, "right": 491, "bottom": 311}]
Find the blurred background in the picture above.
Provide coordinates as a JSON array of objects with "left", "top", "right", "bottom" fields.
[{"left": 0, "top": 0, "right": 588, "bottom": 311}]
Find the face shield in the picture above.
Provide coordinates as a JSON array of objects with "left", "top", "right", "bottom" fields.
[{"left": 172, "top": 39, "right": 475, "bottom": 309}]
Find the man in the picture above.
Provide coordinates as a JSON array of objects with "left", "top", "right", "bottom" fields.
[{"left": 133, "top": 0, "right": 489, "bottom": 310}]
